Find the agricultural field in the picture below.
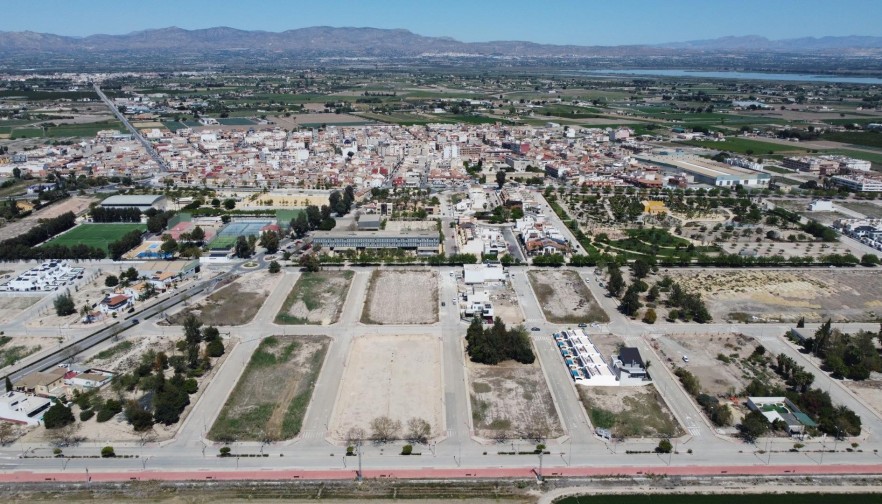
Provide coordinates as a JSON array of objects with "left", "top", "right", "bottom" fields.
[
  {"left": 578, "top": 385, "right": 683, "bottom": 438},
  {"left": 167, "top": 271, "right": 282, "bottom": 326},
  {"left": 468, "top": 359, "right": 563, "bottom": 441},
  {"left": 527, "top": 270, "right": 608, "bottom": 324},
  {"left": 275, "top": 270, "right": 353, "bottom": 325},
  {"left": 329, "top": 334, "right": 443, "bottom": 442},
  {"left": 821, "top": 131, "right": 882, "bottom": 149},
  {"left": 683, "top": 137, "right": 809, "bottom": 155},
  {"left": 669, "top": 269, "right": 882, "bottom": 323},
  {"left": 43, "top": 223, "right": 146, "bottom": 252},
  {"left": 361, "top": 270, "right": 438, "bottom": 324},
  {"left": 210, "top": 335, "right": 329, "bottom": 442}
]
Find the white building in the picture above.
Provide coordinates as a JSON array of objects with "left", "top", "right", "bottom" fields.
[
  {"left": 808, "top": 199, "right": 834, "bottom": 212},
  {"left": 462, "top": 263, "right": 507, "bottom": 285},
  {"left": 553, "top": 329, "right": 618, "bottom": 386},
  {"left": 0, "top": 391, "right": 52, "bottom": 426},
  {"left": 1, "top": 261, "right": 84, "bottom": 292}
]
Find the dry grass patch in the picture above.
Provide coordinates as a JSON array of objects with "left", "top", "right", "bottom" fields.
[
  {"left": 528, "top": 270, "right": 609, "bottom": 324},
  {"left": 578, "top": 385, "right": 683, "bottom": 438},
  {"left": 468, "top": 359, "right": 563, "bottom": 441},
  {"left": 361, "top": 270, "right": 438, "bottom": 324},
  {"left": 276, "top": 271, "right": 353, "bottom": 325},
  {"left": 209, "top": 335, "right": 329, "bottom": 442},
  {"left": 168, "top": 271, "right": 279, "bottom": 326}
]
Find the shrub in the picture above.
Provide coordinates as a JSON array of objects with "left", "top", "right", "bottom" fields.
[
  {"left": 642, "top": 308, "right": 657, "bottom": 324},
  {"left": 656, "top": 439, "right": 673, "bottom": 454},
  {"left": 401, "top": 444, "right": 413, "bottom": 455},
  {"left": 220, "top": 446, "right": 232, "bottom": 457},
  {"left": 206, "top": 338, "right": 225, "bottom": 358},
  {"left": 101, "top": 446, "right": 115, "bottom": 458},
  {"left": 79, "top": 410, "right": 95, "bottom": 422},
  {"left": 268, "top": 260, "right": 281, "bottom": 273}
]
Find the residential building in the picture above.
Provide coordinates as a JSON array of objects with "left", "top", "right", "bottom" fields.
[
  {"left": 831, "top": 173, "right": 882, "bottom": 192},
  {"left": 746, "top": 397, "right": 817, "bottom": 435},
  {"left": 13, "top": 369, "right": 66, "bottom": 397},
  {"left": 0, "top": 391, "right": 52, "bottom": 426},
  {"left": 610, "top": 347, "right": 649, "bottom": 385}
]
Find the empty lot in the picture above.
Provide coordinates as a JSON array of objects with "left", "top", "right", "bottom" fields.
[
  {"left": 468, "top": 358, "right": 563, "bottom": 441},
  {"left": 578, "top": 385, "right": 683, "bottom": 439},
  {"left": 671, "top": 269, "right": 882, "bottom": 323},
  {"left": 168, "top": 271, "right": 281, "bottom": 326},
  {"left": 210, "top": 335, "right": 329, "bottom": 442},
  {"left": 361, "top": 270, "right": 438, "bottom": 324},
  {"left": 329, "top": 334, "right": 443, "bottom": 442},
  {"left": 276, "top": 271, "right": 353, "bottom": 325},
  {"left": 528, "top": 270, "right": 609, "bottom": 324}
]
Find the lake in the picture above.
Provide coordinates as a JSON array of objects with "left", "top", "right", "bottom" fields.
[{"left": 581, "top": 69, "right": 882, "bottom": 85}]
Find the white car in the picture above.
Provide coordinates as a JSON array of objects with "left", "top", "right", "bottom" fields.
[{"left": 682, "top": 355, "right": 689, "bottom": 363}]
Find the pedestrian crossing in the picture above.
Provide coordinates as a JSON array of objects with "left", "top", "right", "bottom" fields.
[{"left": 299, "top": 430, "right": 326, "bottom": 440}]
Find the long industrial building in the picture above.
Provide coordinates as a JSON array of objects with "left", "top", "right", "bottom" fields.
[
  {"left": 311, "top": 230, "right": 440, "bottom": 254},
  {"left": 637, "top": 152, "right": 771, "bottom": 187}
]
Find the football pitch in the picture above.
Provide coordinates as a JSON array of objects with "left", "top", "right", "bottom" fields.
[{"left": 43, "top": 223, "right": 146, "bottom": 252}]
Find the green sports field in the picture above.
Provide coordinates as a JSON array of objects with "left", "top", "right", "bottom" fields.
[{"left": 43, "top": 223, "right": 146, "bottom": 252}]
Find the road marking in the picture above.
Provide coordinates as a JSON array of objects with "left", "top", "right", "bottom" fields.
[{"left": 685, "top": 416, "right": 701, "bottom": 436}]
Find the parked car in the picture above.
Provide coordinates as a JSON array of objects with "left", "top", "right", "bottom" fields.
[
  {"left": 132, "top": 318, "right": 140, "bottom": 325},
  {"left": 531, "top": 327, "right": 540, "bottom": 332},
  {"left": 578, "top": 323, "right": 587, "bottom": 328},
  {"left": 682, "top": 355, "right": 689, "bottom": 363}
]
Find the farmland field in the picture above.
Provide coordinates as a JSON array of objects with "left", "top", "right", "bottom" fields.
[
  {"left": 43, "top": 223, "right": 145, "bottom": 252},
  {"left": 683, "top": 138, "right": 808, "bottom": 155}
]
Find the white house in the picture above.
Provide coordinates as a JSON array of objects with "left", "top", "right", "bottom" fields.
[
  {"left": 610, "top": 347, "right": 649, "bottom": 385},
  {"left": 99, "top": 294, "right": 133, "bottom": 314}
]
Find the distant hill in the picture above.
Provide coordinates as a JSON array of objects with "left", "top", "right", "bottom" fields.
[{"left": 0, "top": 26, "right": 880, "bottom": 57}]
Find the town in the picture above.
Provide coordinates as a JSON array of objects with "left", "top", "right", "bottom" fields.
[{"left": 2, "top": 10, "right": 882, "bottom": 504}]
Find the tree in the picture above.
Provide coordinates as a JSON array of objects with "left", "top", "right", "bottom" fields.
[
  {"left": 406, "top": 417, "right": 431, "bottom": 444},
  {"left": 495, "top": 170, "right": 506, "bottom": 189},
  {"left": 291, "top": 213, "right": 309, "bottom": 238},
  {"left": 861, "top": 253, "right": 880, "bottom": 267},
  {"left": 234, "top": 235, "right": 252, "bottom": 259},
  {"left": 299, "top": 253, "right": 320, "bottom": 272},
  {"left": 631, "top": 258, "right": 651, "bottom": 279},
  {"left": 656, "top": 438, "right": 673, "bottom": 454},
  {"left": 268, "top": 260, "right": 281, "bottom": 274},
  {"left": 607, "top": 269, "right": 624, "bottom": 298},
  {"left": 211, "top": 198, "right": 221, "bottom": 208},
  {"left": 370, "top": 416, "right": 402, "bottom": 442},
  {"left": 191, "top": 225, "right": 205, "bottom": 242},
  {"left": 4, "top": 376, "right": 12, "bottom": 393},
  {"left": 259, "top": 230, "right": 280, "bottom": 254},
  {"left": 12, "top": 167, "right": 21, "bottom": 179},
  {"left": 54, "top": 290, "right": 76, "bottom": 316},
  {"left": 739, "top": 410, "right": 770, "bottom": 442},
  {"left": 101, "top": 446, "right": 116, "bottom": 458},
  {"left": 160, "top": 238, "right": 178, "bottom": 256},
  {"left": 206, "top": 338, "right": 225, "bottom": 358},
  {"left": 642, "top": 308, "right": 657, "bottom": 324},
  {"left": 104, "top": 274, "right": 119, "bottom": 287},
  {"left": 125, "top": 401, "right": 154, "bottom": 432},
  {"left": 43, "top": 402, "right": 75, "bottom": 429},
  {"left": 305, "top": 205, "right": 322, "bottom": 230},
  {"left": 222, "top": 198, "right": 236, "bottom": 210},
  {"left": 620, "top": 284, "right": 642, "bottom": 317}
]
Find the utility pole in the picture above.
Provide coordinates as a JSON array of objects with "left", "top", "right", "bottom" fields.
[{"left": 357, "top": 441, "right": 363, "bottom": 481}]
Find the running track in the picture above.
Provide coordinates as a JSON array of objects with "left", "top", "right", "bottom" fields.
[{"left": 3, "top": 464, "right": 882, "bottom": 483}]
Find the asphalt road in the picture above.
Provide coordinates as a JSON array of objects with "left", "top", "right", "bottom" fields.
[{"left": 3, "top": 262, "right": 882, "bottom": 480}]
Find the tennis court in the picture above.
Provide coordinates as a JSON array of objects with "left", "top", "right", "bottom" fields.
[{"left": 209, "top": 219, "right": 276, "bottom": 249}]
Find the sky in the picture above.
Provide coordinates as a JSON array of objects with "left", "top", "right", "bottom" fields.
[{"left": 1, "top": 0, "right": 880, "bottom": 45}]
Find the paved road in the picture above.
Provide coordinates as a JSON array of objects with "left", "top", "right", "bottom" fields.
[
  {"left": 4, "top": 264, "right": 882, "bottom": 480},
  {"left": 93, "top": 83, "right": 167, "bottom": 172}
]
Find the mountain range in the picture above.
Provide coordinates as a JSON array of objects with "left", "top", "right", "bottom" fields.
[{"left": 0, "top": 26, "right": 880, "bottom": 57}]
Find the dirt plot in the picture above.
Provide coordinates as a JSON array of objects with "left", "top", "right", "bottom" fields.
[
  {"left": 0, "top": 295, "right": 39, "bottom": 323},
  {"left": 0, "top": 335, "right": 44, "bottom": 371},
  {"left": 361, "top": 270, "right": 438, "bottom": 324},
  {"left": 528, "top": 270, "right": 609, "bottom": 324},
  {"left": 840, "top": 201, "right": 882, "bottom": 220},
  {"left": 653, "top": 332, "right": 772, "bottom": 396},
  {"left": 671, "top": 269, "right": 882, "bottom": 323},
  {"left": 0, "top": 195, "right": 96, "bottom": 241},
  {"left": 578, "top": 385, "right": 684, "bottom": 438},
  {"left": 468, "top": 358, "right": 563, "bottom": 441},
  {"left": 329, "top": 334, "right": 443, "bottom": 442},
  {"left": 844, "top": 379, "right": 882, "bottom": 419},
  {"left": 490, "top": 286, "right": 524, "bottom": 326},
  {"left": 210, "top": 335, "right": 329, "bottom": 442},
  {"left": 168, "top": 271, "right": 280, "bottom": 326},
  {"left": 276, "top": 271, "right": 353, "bottom": 325}
]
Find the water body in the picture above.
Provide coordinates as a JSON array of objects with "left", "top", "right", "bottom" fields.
[
  {"left": 556, "top": 494, "right": 878, "bottom": 504},
  {"left": 582, "top": 69, "right": 882, "bottom": 85}
]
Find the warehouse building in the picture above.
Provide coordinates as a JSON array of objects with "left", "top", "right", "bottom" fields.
[
  {"left": 100, "top": 194, "right": 168, "bottom": 212},
  {"left": 637, "top": 153, "right": 771, "bottom": 187}
]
